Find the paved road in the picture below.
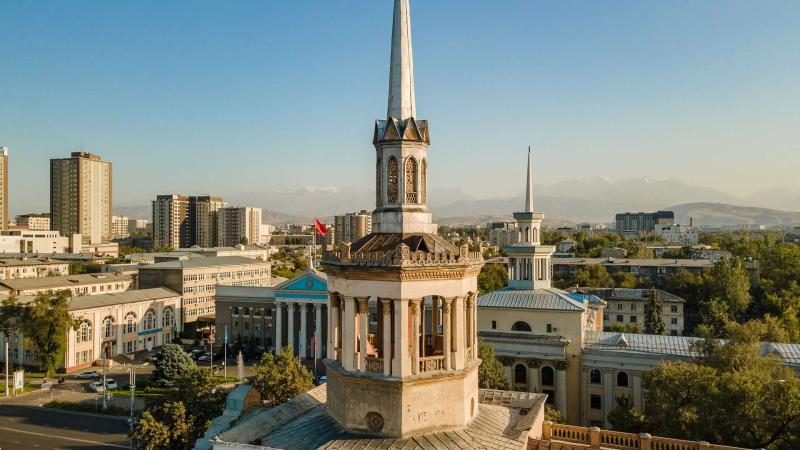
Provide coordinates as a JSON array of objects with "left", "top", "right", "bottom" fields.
[{"left": 0, "top": 405, "right": 130, "bottom": 449}]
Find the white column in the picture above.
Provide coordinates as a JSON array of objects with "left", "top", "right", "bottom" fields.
[
  {"left": 528, "top": 361, "right": 539, "bottom": 393},
  {"left": 603, "top": 370, "right": 614, "bottom": 427},
  {"left": 328, "top": 298, "right": 339, "bottom": 361},
  {"left": 275, "top": 302, "right": 283, "bottom": 353},
  {"left": 472, "top": 294, "right": 478, "bottom": 350},
  {"left": 299, "top": 303, "right": 308, "bottom": 359},
  {"left": 342, "top": 297, "right": 356, "bottom": 371},
  {"left": 392, "top": 298, "right": 410, "bottom": 377},
  {"left": 358, "top": 298, "right": 369, "bottom": 372},
  {"left": 453, "top": 296, "right": 466, "bottom": 370},
  {"left": 287, "top": 303, "right": 295, "bottom": 355},
  {"left": 410, "top": 299, "right": 421, "bottom": 375},
  {"left": 315, "top": 303, "right": 322, "bottom": 361},
  {"left": 556, "top": 364, "right": 568, "bottom": 416},
  {"left": 381, "top": 299, "right": 392, "bottom": 376},
  {"left": 581, "top": 368, "right": 590, "bottom": 426},
  {"left": 632, "top": 373, "right": 643, "bottom": 411},
  {"left": 443, "top": 298, "right": 452, "bottom": 370}
]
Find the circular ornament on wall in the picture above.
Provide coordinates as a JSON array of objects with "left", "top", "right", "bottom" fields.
[{"left": 366, "top": 411, "right": 385, "bottom": 432}]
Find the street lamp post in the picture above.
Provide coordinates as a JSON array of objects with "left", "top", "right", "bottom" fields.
[{"left": 127, "top": 362, "right": 148, "bottom": 450}]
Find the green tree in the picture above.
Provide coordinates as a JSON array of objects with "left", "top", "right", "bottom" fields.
[
  {"left": 477, "top": 339, "right": 509, "bottom": 390},
  {"left": 155, "top": 344, "right": 195, "bottom": 385},
  {"left": 18, "top": 291, "right": 79, "bottom": 375},
  {"left": 644, "top": 288, "right": 666, "bottom": 335},
  {"left": 251, "top": 346, "right": 314, "bottom": 406},
  {"left": 709, "top": 258, "right": 751, "bottom": 319},
  {"left": 544, "top": 406, "right": 566, "bottom": 424},
  {"left": 612, "top": 272, "right": 637, "bottom": 289},
  {"left": 477, "top": 264, "right": 507, "bottom": 295},
  {"left": 606, "top": 323, "right": 641, "bottom": 333},
  {"left": 607, "top": 397, "right": 647, "bottom": 433},
  {"left": 238, "top": 236, "right": 249, "bottom": 245},
  {"left": 0, "top": 296, "right": 22, "bottom": 346}
]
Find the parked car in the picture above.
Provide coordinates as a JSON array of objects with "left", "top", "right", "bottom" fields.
[
  {"left": 105, "top": 379, "right": 119, "bottom": 390},
  {"left": 198, "top": 354, "right": 211, "bottom": 362},
  {"left": 88, "top": 381, "right": 106, "bottom": 393},
  {"left": 190, "top": 350, "right": 205, "bottom": 360},
  {"left": 76, "top": 371, "right": 100, "bottom": 379}
]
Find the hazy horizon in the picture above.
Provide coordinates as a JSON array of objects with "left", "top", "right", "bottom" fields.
[{"left": 2, "top": 1, "right": 799, "bottom": 216}]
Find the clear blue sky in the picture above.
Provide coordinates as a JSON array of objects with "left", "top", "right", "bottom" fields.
[{"left": 2, "top": 0, "right": 799, "bottom": 215}]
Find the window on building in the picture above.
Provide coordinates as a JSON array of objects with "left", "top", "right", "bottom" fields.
[
  {"left": 102, "top": 316, "right": 115, "bottom": 339},
  {"left": 630, "top": 304, "right": 636, "bottom": 311},
  {"left": 163, "top": 307, "right": 174, "bottom": 327},
  {"left": 541, "top": 366, "right": 554, "bottom": 386},
  {"left": 617, "top": 371, "right": 629, "bottom": 387},
  {"left": 671, "top": 317, "right": 678, "bottom": 325},
  {"left": 511, "top": 321, "right": 532, "bottom": 333},
  {"left": 125, "top": 313, "right": 137, "bottom": 334},
  {"left": 77, "top": 320, "right": 92, "bottom": 343},
  {"left": 491, "top": 320, "right": 497, "bottom": 330},
  {"left": 243, "top": 307, "right": 250, "bottom": 316},
  {"left": 144, "top": 309, "right": 156, "bottom": 330},
  {"left": 233, "top": 307, "right": 240, "bottom": 316},
  {"left": 616, "top": 315, "right": 624, "bottom": 322},
  {"left": 546, "top": 324, "right": 553, "bottom": 333},
  {"left": 617, "top": 304, "right": 623, "bottom": 310},
  {"left": 671, "top": 330, "right": 678, "bottom": 336},
  {"left": 671, "top": 305, "right": 678, "bottom": 313},
  {"left": 630, "top": 316, "right": 637, "bottom": 323},
  {"left": 514, "top": 364, "right": 527, "bottom": 385},
  {"left": 603, "top": 314, "right": 609, "bottom": 321},
  {"left": 590, "top": 369, "right": 601, "bottom": 384},
  {"left": 590, "top": 394, "right": 602, "bottom": 410}
]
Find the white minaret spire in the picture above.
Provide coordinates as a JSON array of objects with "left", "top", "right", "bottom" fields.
[
  {"left": 525, "top": 147, "right": 534, "bottom": 213},
  {"left": 387, "top": 0, "right": 416, "bottom": 120}
]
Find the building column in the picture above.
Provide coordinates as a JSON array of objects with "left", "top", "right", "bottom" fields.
[
  {"left": 287, "top": 302, "right": 295, "bottom": 355},
  {"left": 472, "top": 294, "right": 478, "bottom": 350},
  {"left": 442, "top": 298, "right": 452, "bottom": 370},
  {"left": 581, "top": 368, "right": 590, "bottom": 426},
  {"left": 410, "top": 299, "right": 421, "bottom": 375},
  {"left": 299, "top": 303, "right": 308, "bottom": 359},
  {"left": 453, "top": 296, "right": 466, "bottom": 370},
  {"left": 556, "top": 362, "right": 568, "bottom": 417},
  {"left": 527, "top": 360, "right": 540, "bottom": 393},
  {"left": 358, "top": 298, "right": 369, "bottom": 372},
  {"left": 275, "top": 302, "right": 282, "bottom": 353},
  {"left": 342, "top": 297, "right": 356, "bottom": 371},
  {"left": 315, "top": 303, "right": 322, "bottom": 361},
  {"left": 381, "top": 299, "right": 392, "bottom": 376},
  {"left": 392, "top": 298, "right": 410, "bottom": 377},
  {"left": 603, "top": 369, "right": 614, "bottom": 428},
  {"left": 632, "top": 373, "right": 643, "bottom": 412},
  {"left": 328, "top": 297, "right": 340, "bottom": 361}
]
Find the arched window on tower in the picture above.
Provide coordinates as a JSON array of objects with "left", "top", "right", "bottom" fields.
[
  {"left": 617, "top": 371, "right": 629, "bottom": 387},
  {"left": 387, "top": 157, "right": 399, "bottom": 203},
  {"left": 405, "top": 157, "right": 418, "bottom": 203},
  {"left": 590, "top": 369, "right": 602, "bottom": 384},
  {"left": 514, "top": 364, "right": 527, "bottom": 385},
  {"left": 376, "top": 159, "right": 383, "bottom": 205},
  {"left": 421, "top": 159, "right": 427, "bottom": 203},
  {"left": 541, "top": 366, "right": 555, "bottom": 386}
]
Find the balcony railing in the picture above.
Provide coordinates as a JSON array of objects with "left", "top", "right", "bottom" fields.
[
  {"left": 365, "top": 357, "right": 384, "bottom": 374},
  {"left": 405, "top": 192, "right": 418, "bottom": 203},
  {"left": 418, "top": 355, "right": 446, "bottom": 373}
]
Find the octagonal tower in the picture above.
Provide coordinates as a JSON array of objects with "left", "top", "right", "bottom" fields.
[{"left": 322, "top": 0, "right": 484, "bottom": 438}]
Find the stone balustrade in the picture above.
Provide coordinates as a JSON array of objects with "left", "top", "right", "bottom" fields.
[
  {"left": 365, "top": 356, "right": 384, "bottom": 374},
  {"left": 537, "top": 422, "right": 755, "bottom": 450},
  {"left": 418, "top": 355, "right": 446, "bottom": 373}
]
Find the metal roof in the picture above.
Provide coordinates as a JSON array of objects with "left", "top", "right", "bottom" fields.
[
  {"left": 0, "top": 273, "right": 133, "bottom": 291},
  {"left": 478, "top": 288, "right": 591, "bottom": 312},
  {"left": 568, "top": 287, "right": 686, "bottom": 303},
  {"left": 584, "top": 331, "right": 701, "bottom": 357},
  {"left": 139, "top": 255, "right": 270, "bottom": 270}
]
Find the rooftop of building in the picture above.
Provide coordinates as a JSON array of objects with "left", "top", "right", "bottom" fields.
[
  {"left": 0, "top": 257, "right": 70, "bottom": 267},
  {"left": 0, "top": 253, "right": 105, "bottom": 262},
  {"left": 177, "top": 245, "right": 269, "bottom": 253},
  {"left": 0, "top": 273, "right": 133, "bottom": 291},
  {"left": 16, "top": 287, "right": 180, "bottom": 311},
  {"left": 567, "top": 287, "right": 686, "bottom": 303},
  {"left": 215, "top": 285, "right": 276, "bottom": 299},
  {"left": 212, "top": 385, "right": 546, "bottom": 450},
  {"left": 478, "top": 287, "right": 603, "bottom": 312},
  {"left": 139, "top": 255, "right": 271, "bottom": 270}
]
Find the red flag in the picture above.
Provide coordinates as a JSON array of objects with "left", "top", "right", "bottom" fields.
[{"left": 315, "top": 219, "right": 329, "bottom": 237}]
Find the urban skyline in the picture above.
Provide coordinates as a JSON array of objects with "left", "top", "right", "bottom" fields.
[{"left": 2, "top": 0, "right": 799, "bottom": 216}]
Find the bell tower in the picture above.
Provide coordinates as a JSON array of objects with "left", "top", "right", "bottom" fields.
[{"left": 322, "top": 0, "right": 484, "bottom": 439}]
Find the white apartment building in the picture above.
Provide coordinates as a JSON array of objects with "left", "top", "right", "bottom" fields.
[
  {"left": 111, "top": 216, "right": 130, "bottom": 239},
  {"left": 0, "top": 272, "right": 133, "bottom": 297},
  {"left": 15, "top": 214, "right": 51, "bottom": 231},
  {"left": 0, "top": 257, "right": 70, "bottom": 280},
  {"left": 217, "top": 207, "right": 262, "bottom": 246},
  {"left": 654, "top": 224, "right": 699, "bottom": 245},
  {"left": 0, "top": 288, "right": 182, "bottom": 372},
  {"left": 0, "top": 230, "right": 71, "bottom": 254}
]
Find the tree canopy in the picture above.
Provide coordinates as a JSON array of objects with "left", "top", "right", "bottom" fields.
[
  {"left": 477, "top": 339, "right": 509, "bottom": 390},
  {"left": 478, "top": 264, "right": 507, "bottom": 295},
  {"left": 14, "top": 291, "right": 79, "bottom": 375},
  {"left": 251, "top": 346, "right": 314, "bottom": 406},
  {"left": 154, "top": 344, "right": 195, "bottom": 385}
]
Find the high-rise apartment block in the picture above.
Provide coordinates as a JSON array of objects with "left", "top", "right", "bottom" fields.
[
  {"left": 128, "top": 218, "right": 150, "bottom": 234},
  {"left": 217, "top": 206, "right": 262, "bottom": 246},
  {"left": 615, "top": 211, "right": 674, "bottom": 235},
  {"left": 189, "top": 196, "right": 226, "bottom": 248},
  {"left": 152, "top": 195, "right": 190, "bottom": 249},
  {"left": 15, "top": 213, "right": 51, "bottom": 231},
  {"left": 111, "top": 215, "right": 130, "bottom": 239},
  {"left": 50, "top": 152, "right": 112, "bottom": 244},
  {"left": 0, "top": 147, "right": 8, "bottom": 230},
  {"left": 333, "top": 210, "right": 372, "bottom": 245}
]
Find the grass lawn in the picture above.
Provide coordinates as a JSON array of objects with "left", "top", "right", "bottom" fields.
[
  {"left": 0, "top": 381, "right": 39, "bottom": 394},
  {"left": 45, "top": 400, "right": 129, "bottom": 417}
]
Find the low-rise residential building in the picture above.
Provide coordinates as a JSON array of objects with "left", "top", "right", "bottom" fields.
[
  {"left": 138, "top": 256, "right": 271, "bottom": 333},
  {"left": 111, "top": 216, "right": 130, "bottom": 239},
  {"left": 79, "top": 241, "right": 120, "bottom": 258},
  {"left": 600, "top": 247, "right": 628, "bottom": 259},
  {"left": 177, "top": 245, "right": 271, "bottom": 260},
  {"left": 0, "top": 272, "right": 133, "bottom": 297},
  {"left": 0, "top": 257, "right": 70, "bottom": 280},
  {"left": 0, "top": 288, "right": 182, "bottom": 372},
  {"left": 615, "top": 211, "right": 674, "bottom": 236},
  {"left": 568, "top": 287, "right": 686, "bottom": 336},
  {"left": 558, "top": 239, "right": 577, "bottom": 253},
  {"left": 654, "top": 224, "right": 699, "bottom": 245},
  {"left": 0, "top": 230, "right": 71, "bottom": 254},
  {"left": 15, "top": 213, "right": 51, "bottom": 231},
  {"left": 214, "top": 270, "right": 328, "bottom": 361}
]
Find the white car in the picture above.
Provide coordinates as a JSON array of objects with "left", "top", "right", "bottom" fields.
[
  {"left": 76, "top": 371, "right": 100, "bottom": 379},
  {"left": 89, "top": 381, "right": 106, "bottom": 393},
  {"left": 198, "top": 354, "right": 211, "bottom": 362},
  {"left": 105, "top": 380, "right": 119, "bottom": 390}
]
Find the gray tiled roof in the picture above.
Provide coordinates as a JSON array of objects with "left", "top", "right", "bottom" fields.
[
  {"left": 0, "top": 273, "right": 132, "bottom": 291},
  {"left": 568, "top": 287, "right": 686, "bottom": 303},
  {"left": 584, "top": 331, "right": 701, "bottom": 357},
  {"left": 478, "top": 288, "right": 590, "bottom": 312},
  {"left": 139, "top": 256, "right": 270, "bottom": 270},
  {"left": 18, "top": 288, "right": 181, "bottom": 311}
]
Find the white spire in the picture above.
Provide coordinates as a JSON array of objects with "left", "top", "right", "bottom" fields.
[
  {"left": 525, "top": 147, "right": 534, "bottom": 212},
  {"left": 387, "top": 0, "right": 416, "bottom": 120}
]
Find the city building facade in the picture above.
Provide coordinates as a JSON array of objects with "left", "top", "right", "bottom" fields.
[
  {"left": 0, "top": 230, "right": 71, "bottom": 254},
  {"left": 138, "top": 256, "right": 271, "bottom": 333},
  {"left": 128, "top": 218, "right": 150, "bottom": 234},
  {"left": 15, "top": 213, "right": 51, "bottom": 231},
  {"left": 152, "top": 194, "right": 190, "bottom": 249},
  {"left": 333, "top": 210, "right": 372, "bottom": 245},
  {"left": 111, "top": 215, "right": 129, "bottom": 239},
  {"left": 654, "top": 223, "right": 699, "bottom": 245},
  {"left": 0, "top": 288, "right": 182, "bottom": 372},
  {"left": 0, "top": 272, "right": 133, "bottom": 297},
  {"left": 0, "top": 257, "right": 70, "bottom": 280},
  {"left": 190, "top": 195, "right": 226, "bottom": 248},
  {"left": 568, "top": 287, "right": 686, "bottom": 336},
  {"left": 50, "top": 152, "right": 112, "bottom": 244},
  {"left": 615, "top": 211, "right": 674, "bottom": 235},
  {"left": 217, "top": 206, "right": 262, "bottom": 246}
]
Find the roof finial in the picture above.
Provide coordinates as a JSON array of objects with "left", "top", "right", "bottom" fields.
[
  {"left": 525, "top": 147, "right": 534, "bottom": 212},
  {"left": 387, "top": 0, "right": 416, "bottom": 120}
]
